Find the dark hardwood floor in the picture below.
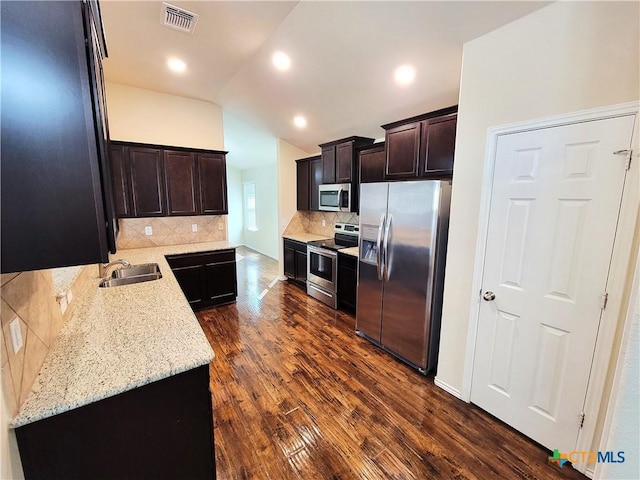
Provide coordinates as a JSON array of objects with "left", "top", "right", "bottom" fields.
[{"left": 197, "top": 246, "right": 587, "bottom": 480}]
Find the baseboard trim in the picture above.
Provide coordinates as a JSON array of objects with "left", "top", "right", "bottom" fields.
[{"left": 434, "top": 377, "right": 463, "bottom": 400}]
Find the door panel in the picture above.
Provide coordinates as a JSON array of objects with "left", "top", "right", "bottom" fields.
[
  {"left": 309, "top": 158, "right": 323, "bottom": 211},
  {"left": 471, "top": 115, "right": 635, "bottom": 453},
  {"left": 356, "top": 183, "right": 389, "bottom": 341},
  {"left": 380, "top": 181, "right": 440, "bottom": 368},
  {"left": 129, "top": 147, "right": 165, "bottom": 216},
  {"left": 336, "top": 142, "right": 353, "bottom": 183},
  {"left": 198, "top": 153, "right": 227, "bottom": 214},
  {"left": 109, "top": 145, "right": 132, "bottom": 217},
  {"left": 164, "top": 150, "right": 198, "bottom": 216}
]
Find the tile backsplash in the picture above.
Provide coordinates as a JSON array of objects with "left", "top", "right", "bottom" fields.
[
  {"left": 284, "top": 211, "right": 359, "bottom": 238},
  {"left": 117, "top": 215, "right": 227, "bottom": 249},
  {"left": 1, "top": 271, "right": 63, "bottom": 417}
]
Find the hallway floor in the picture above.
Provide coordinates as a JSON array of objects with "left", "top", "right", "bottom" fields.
[{"left": 197, "top": 246, "right": 587, "bottom": 479}]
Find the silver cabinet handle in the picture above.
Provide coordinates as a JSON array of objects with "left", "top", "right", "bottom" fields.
[
  {"left": 376, "top": 213, "right": 386, "bottom": 281},
  {"left": 383, "top": 214, "right": 392, "bottom": 283},
  {"left": 483, "top": 291, "right": 496, "bottom": 301}
]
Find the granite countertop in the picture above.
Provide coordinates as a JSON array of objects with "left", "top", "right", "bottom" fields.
[
  {"left": 340, "top": 247, "right": 359, "bottom": 257},
  {"left": 283, "top": 232, "right": 332, "bottom": 243},
  {"left": 11, "top": 241, "right": 234, "bottom": 428}
]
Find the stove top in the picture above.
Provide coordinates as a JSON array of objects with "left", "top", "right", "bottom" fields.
[
  {"left": 307, "top": 223, "right": 359, "bottom": 251},
  {"left": 307, "top": 238, "right": 351, "bottom": 251}
]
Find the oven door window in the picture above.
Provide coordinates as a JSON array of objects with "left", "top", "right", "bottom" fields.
[{"left": 309, "top": 251, "right": 333, "bottom": 282}]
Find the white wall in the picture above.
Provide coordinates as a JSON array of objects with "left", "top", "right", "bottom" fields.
[
  {"left": 277, "top": 139, "right": 313, "bottom": 276},
  {"left": 105, "top": 82, "right": 224, "bottom": 150},
  {"left": 241, "top": 166, "right": 279, "bottom": 260},
  {"left": 596, "top": 257, "right": 640, "bottom": 479},
  {"left": 437, "top": 0, "right": 640, "bottom": 394},
  {"left": 226, "top": 166, "right": 244, "bottom": 246}
]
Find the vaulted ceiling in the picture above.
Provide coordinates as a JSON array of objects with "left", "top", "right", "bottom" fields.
[{"left": 101, "top": 1, "right": 549, "bottom": 154}]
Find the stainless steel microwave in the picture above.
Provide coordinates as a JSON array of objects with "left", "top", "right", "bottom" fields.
[{"left": 319, "top": 184, "right": 351, "bottom": 212}]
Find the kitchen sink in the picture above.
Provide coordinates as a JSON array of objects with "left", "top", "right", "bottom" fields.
[
  {"left": 99, "top": 263, "right": 162, "bottom": 288},
  {"left": 111, "top": 263, "right": 161, "bottom": 278}
]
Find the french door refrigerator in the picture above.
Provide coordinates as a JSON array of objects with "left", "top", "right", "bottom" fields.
[{"left": 356, "top": 180, "right": 451, "bottom": 373}]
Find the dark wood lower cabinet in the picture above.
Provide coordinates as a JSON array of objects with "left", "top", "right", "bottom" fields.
[
  {"left": 171, "top": 264, "right": 206, "bottom": 309},
  {"left": 167, "top": 249, "right": 237, "bottom": 310},
  {"left": 283, "top": 239, "right": 307, "bottom": 288},
  {"left": 15, "top": 365, "right": 215, "bottom": 480},
  {"left": 337, "top": 252, "right": 357, "bottom": 314}
]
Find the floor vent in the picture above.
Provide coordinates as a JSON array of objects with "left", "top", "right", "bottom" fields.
[{"left": 161, "top": 2, "right": 199, "bottom": 34}]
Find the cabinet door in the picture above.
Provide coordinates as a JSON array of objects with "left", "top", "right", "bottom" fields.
[
  {"left": 205, "top": 261, "right": 237, "bottom": 306},
  {"left": 337, "top": 253, "right": 357, "bottom": 313},
  {"left": 109, "top": 144, "right": 133, "bottom": 217},
  {"left": 385, "top": 122, "right": 420, "bottom": 179},
  {"left": 296, "top": 160, "right": 310, "bottom": 211},
  {"left": 359, "top": 146, "right": 386, "bottom": 184},
  {"left": 130, "top": 147, "right": 165, "bottom": 216},
  {"left": 322, "top": 145, "right": 336, "bottom": 184},
  {"left": 164, "top": 150, "right": 198, "bottom": 216},
  {"left": 294, "top": 251, "right": 307, "bottom": 284},
  {"left": 309, "top": 158, "right": 323, "bottom": 211},
  {"left": 198, "top": 153, "right": 228, "bottom": 214},
  {"left": 420, "top": 116, "right": 457, "bottom": 176},
  {"left": 1, "top": 1, "right": 111, "bottom": 273},
  {"left": 171, "top": 265, "right": 205, "bottom": 309},
  {"left": 335, "top": 142, "right": 354, "bottom": 183},
  {"left": 284, "top": 244, "right": 296, "bottom": 278}
]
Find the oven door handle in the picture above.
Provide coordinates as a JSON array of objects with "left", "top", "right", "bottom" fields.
[
  {"left": 308, "top": 246, "right": 338, "bottom": 259},
  {"left": 376, "top": 213, "right": 386, "bottom": 281}
]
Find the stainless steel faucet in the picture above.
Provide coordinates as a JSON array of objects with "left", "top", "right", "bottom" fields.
[{"left": 99, "top": 259, "right": 131, "bottom": 278}]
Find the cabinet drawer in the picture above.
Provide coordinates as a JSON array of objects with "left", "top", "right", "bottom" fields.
[
  {"left": 166, "top": 249, "right": 235, "bottom": 269},
  {"left": 283, "top": 239, "right": 307, "bottom": 254}
]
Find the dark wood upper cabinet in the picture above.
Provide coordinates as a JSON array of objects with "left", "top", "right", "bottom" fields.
[
  {"left": 129, "top": 147, "right": 166, "bottom": 217},
  {"left": 321, "top": 145, "right": 336, "bottom": 184},
  {"left": 296, "top": 156, "right": 323, "bottom": 211},
  {"left": 384, "top": 123, "right": 421, "bottom": 179},
  {"left": 109, "top": 142, "right": 228, "bottom": 218},
  {"left": 296, "top": 160, "right": 310, "bottom": 211},
  {"left": 198, "top": 153, "right": 228, "bottom": 214},
  {"left": 109, "top": 144, "right": 133, "bottom": 217},
  {"left": 420, "top": 115, "right": 457, "bottom": 177},
  {"left": 382, "top": 106, "right": 458, "bottom": 181},
  {"left": 336, "top": 142, "right": 354, "bottom": 183},
  {"left": 1, "top": 1, "right": 115, "bottom": 273},
  {"left": 164, "top": 150, "right": 198, "bottom": 216},
  {"left": 309, "top": 157, "right": 323, "bottom": 211},
  {"left": 359, "top": 143, "right": 386, "bottom": 184},
  {"left": 319, "top": 137, "right": 375, "bottom": 185}
]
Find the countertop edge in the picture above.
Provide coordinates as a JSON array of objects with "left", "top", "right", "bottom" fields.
[{"left": 10, "top": 241, "right": 232, "bottom": 429}]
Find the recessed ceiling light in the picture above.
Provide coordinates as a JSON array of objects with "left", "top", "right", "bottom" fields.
[
  {"left": 394, "top": 65, "right": 416, "bottom": 86},
  {"left": 293, "top": 115, "right": 307, "bottom": 129},
  {"left": 167, "top": 58, "right": 186, "bottom": 73},
  {"left": 272, "top": 51, "right": 291, "bottom": 71}
]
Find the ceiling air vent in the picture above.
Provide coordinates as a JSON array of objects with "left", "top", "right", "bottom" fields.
[{"left": 161, "top": 3, "right": 199, "bottom": 35}]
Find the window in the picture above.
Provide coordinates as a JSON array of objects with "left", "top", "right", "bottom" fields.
[{"left": 243, "top": 181, "right": 257, "bottom": 232}]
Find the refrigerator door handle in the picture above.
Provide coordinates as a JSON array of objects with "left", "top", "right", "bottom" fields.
[
  {"left": 376, "top": 213, "right": 386, "bottom": 281},
  {"left": 383, "top": 213, "right": 392, "bottom": 282}
]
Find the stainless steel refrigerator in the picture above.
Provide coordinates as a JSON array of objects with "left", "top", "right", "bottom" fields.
[{"left": 356, "top": 180, "right": 451, "bottom": 373}]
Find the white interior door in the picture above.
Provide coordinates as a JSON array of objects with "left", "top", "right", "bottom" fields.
[{"left": 470, "top": 115, "right": 635, "bottom": 453}]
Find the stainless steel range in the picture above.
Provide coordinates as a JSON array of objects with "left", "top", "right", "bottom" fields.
[{"left": 307, "top": 223, "right": 359, "bottom": 308}]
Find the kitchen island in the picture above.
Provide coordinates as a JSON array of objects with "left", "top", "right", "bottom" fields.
[{"left": 12, "top": 241, "right": 234, "bottom": 479}]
